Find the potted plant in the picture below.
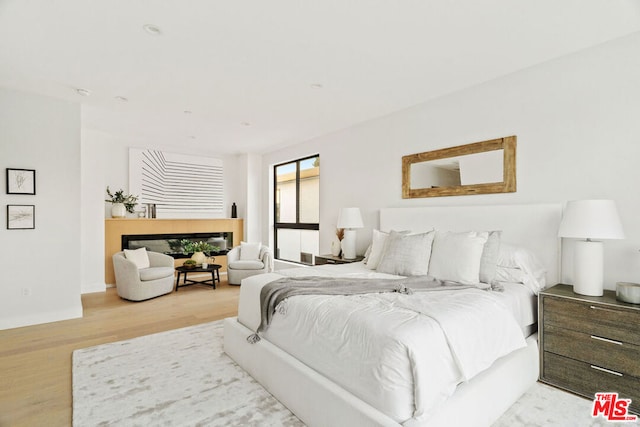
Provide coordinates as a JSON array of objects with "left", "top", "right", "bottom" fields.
[
  {"left": 182, "top": 259, "right": 197, "bottom": 269},
  {"left": 180, "top": 239, "right": 220, "bottom": 265},
  {"left": 105, "top": 187, "right": 138, "bottom": 218}
]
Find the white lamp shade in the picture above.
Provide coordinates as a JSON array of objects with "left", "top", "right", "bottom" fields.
[
  {"left": 337, "top": 208, "right": 363, "bottom": 229},
  {"left": 558, "top": 199, "right": 624, "bottom": 240}
]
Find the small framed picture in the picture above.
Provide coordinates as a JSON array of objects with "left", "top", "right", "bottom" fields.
[
  {"left": 7, "top": 205, "right": 35, "bottom": 229},
  {"left": 6, "top": 168, "right": 36, "bottom": 195}
]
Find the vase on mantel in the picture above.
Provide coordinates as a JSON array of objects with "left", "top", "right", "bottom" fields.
[
  {"left": 191, "top": 251, "right": 207, "bottom": 265},
  {"left": 111, "top": 203, "right": 126, "bottom": 218}
]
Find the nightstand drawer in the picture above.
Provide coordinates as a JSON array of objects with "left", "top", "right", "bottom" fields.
[
  {"left": 544, "top": 296, "right": 640, "bottom": 346},
  {"left": 543, "top": 324, "right": 640, "bottom": 377},
  {"left": 543, "top": 352, "right": 640, "bottom": 414}
]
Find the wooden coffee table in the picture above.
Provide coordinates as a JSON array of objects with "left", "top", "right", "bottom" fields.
[{"left": 175, "top": 264, "right": 221, "bottom": 291}]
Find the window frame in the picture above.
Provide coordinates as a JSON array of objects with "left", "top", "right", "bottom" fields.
[{"left": 273, "top": 154, "right": 320, "bottom": 263}]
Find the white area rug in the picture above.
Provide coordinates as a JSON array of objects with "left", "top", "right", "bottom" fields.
[{"left": 73, "top": 320, "right": 638, "bottom": 426}]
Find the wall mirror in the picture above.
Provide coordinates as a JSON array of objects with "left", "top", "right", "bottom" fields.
[{"left": 402, "top": 136, "right": 516, "bottom": 198}]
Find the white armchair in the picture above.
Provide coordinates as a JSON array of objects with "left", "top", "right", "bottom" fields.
[
  {"left": 112, "top": 251, "right": 175, "bottom": 301},
  {"left": 226, "top": 243, "right": 273, "bottom": 285}
]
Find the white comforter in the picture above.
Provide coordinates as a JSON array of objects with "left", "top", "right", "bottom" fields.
[{"left": 238, "top": 265, "right": 527, "bottom": 424}]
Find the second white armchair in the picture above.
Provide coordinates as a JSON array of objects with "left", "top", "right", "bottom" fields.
[{"left": 226, "top": 242, "right": 273, "bottom": 285}]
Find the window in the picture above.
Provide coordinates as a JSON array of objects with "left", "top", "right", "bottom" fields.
[{"left": 274, "top": 155, "right": 319, "bottom": 264}]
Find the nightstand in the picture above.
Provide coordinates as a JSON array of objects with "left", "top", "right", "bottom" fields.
[
  {"left": 314, "top": 254, "right": 364, "bottom": 266},
  {"left": 539, "top": 284, "right": 640, "bottom": 413}
]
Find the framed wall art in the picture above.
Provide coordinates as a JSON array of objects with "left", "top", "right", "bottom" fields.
[
  {"left": 6, "top": 168, "right": 36, "bottom": 195},
  {"left": 129, "top": 148, "right": 223, "bottom": 217},
  {"left": 7, "top": 205, "right": 35, "bottom": 229}
]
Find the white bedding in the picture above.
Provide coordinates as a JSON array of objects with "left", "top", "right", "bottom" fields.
[
  {"left": 237, "top": 262, "right": 536, "bottom": 333},
  {"left": 238, "top": 263, "right": 535, "bottom": 424}
]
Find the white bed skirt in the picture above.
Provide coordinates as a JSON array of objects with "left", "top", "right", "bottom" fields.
[{"left": 224, "top": 317, "right": 539, "bottom": 427}]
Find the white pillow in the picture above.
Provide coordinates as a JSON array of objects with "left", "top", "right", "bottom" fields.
[
  {"left": 498, "top": 243, "right": 543, "bottom": 270},
  {"left": 124, "top": 247, "right": 150, "bottom": 269},
  {"left": 479, "top": 231, "right": 501, "bottom": 284},
  {"left": 494, "top": 266, "right": 547, "bottom": 294},
  {"left": 497, "top": 244, "right": 547, "bottom": 293},
  {"left": 240, "top": 241, "right": 261, "bottom": 260},
  {"left": 376, "top": 231, "right": 435, "bottom": 276},
  {"left": 365, "top": 229, "right": 390, "bottom": 270},
  {"left": 495, "top": 266, "right": 526, "bottom": 283},
  {"left": 428, "top": 231, "right": 489, "bottom": 285},
  {"left": 362, "top": 243, "right": 372, "bottom": 263}
]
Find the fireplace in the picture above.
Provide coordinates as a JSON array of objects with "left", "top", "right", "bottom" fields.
[
  {"left": 105, "top": 218, "right": 243, "bottom": 284},
  {"left": 122, "top": 232, "right": 232, "bottom": 259}
]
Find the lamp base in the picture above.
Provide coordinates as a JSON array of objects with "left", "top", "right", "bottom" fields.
[
  {"left": 341, "top": 229, "right": 357, "bottom": 260},
  {"left": 573, "top": 240, "right": 604, "bottom": 296}
]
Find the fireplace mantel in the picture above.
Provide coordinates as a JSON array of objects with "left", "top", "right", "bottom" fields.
[{"left": 105, "top": 218, "right": 243, "bottom": 285}]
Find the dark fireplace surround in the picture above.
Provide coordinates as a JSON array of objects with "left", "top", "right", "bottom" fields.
[{"left": 122, "top": 232, "right": 232, "bottom": 259}]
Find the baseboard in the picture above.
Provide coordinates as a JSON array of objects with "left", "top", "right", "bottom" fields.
[
  {"left": 82, "top": 282, "right": 107, "bottom": 294},
  {"left": 0, "top": 304, "right": 83, "bottom": 331}
]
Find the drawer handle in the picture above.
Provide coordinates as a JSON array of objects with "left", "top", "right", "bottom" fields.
[
  {"left": 590, "top": 365, "right": 623, "bottom": 377},
  {"left": 589, "top": 305, "right": 617, "bottom": 313},
  {"left": 591, "top": 335, "right": 623, "bottom": 346}
]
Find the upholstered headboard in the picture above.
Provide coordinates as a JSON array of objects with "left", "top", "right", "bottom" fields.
[{"left": 379, "top": 204, "right": 563, "bottom": 285}]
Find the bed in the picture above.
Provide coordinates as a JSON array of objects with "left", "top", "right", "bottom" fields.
[{"left": 224, "top": 204, "right": 563, "bottom": 426}]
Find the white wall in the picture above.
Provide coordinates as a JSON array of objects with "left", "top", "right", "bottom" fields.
[
  {"left": 261, "top": 32, "right": 640, "bottom": 291},
  {"left": 80, "top": 128, "right": 107, "bottom": 293},
  {"left": 0, "top": 88, "right": 83, "bottom": 329},
  {"left": 233, "top": 152, "right": 263, "bottom": 243},
  {"left": 244, "top": 152, "right": 263, "bottom": 242},
  {"left": 82, "top": 132, "right": 243, "bottom": 221}
]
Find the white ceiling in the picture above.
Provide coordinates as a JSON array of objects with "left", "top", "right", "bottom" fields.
[{"left": 1, "top": 1, "right": 639, "bottom": 155}]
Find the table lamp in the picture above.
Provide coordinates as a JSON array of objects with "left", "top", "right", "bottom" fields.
[
  {"left": 558, "top": 199, "right": 624, "bottom": 296},
  {"left": 337, "top": 208, "right": 364, "bottom": 260}
]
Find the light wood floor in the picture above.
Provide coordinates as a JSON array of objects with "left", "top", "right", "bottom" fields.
[{"left": 0, "top": 279, "right": 240, "bottom": 427}]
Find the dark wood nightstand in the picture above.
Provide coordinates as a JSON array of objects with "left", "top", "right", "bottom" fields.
[
  {"left": 314, "top": 254, "right": 364, "bottom": 266},
  {"left": 539, "top": 284, "right": 640, "bottom": 413}
]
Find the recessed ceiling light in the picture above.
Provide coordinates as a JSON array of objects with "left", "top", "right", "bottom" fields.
[
  {"left": 184, "top": 110, "right": 192, "bottom": 114},
  {"left": 189, "top": 135, "right": 196, "bottom": 139},
  {"left": 241, "top": 122, "right": 251, "bottom": 127},
  {"left": 75, "top": 88, "right": 91, "bottom": 96},
  {"left": 115, "top": 96, "right": 128, "bottom": 102},
  {"left": 310, "top": 83, "right": 324, "bottom": 89},
  {"left": 143, "top": 24, "right": 162, "bottom": 36}
]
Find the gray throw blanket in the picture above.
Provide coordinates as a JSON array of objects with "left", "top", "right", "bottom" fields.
[{"left": 246, "top": 275, "right": 476, "bottom": 343}]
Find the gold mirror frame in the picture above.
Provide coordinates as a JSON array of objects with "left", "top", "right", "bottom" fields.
[{"left": 402, "top": 135, "right": 516, "bottom": 198}]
